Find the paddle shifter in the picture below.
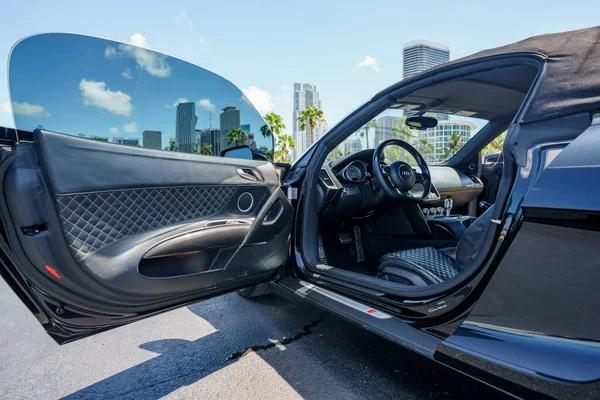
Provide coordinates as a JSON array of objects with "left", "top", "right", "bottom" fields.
[{"left": 444, "top": 196, "right": 453, "bottom": 217}]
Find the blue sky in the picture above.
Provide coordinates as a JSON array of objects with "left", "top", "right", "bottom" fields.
[{"left": 1, "top": 0, "right": 599, "bottom": 138}]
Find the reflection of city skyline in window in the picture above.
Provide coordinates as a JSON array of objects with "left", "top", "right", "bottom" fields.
[{"left": 8, "top": 33, "right": 271, "bottom": 155}]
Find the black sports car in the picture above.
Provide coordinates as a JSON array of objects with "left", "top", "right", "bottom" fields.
[{"left": 1, "top": 27, "right": 600, "bottom": 399}]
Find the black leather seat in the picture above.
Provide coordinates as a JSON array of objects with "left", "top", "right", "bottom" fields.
[{"left": 376, "top": 206, "right": 495, "bottom": 286}]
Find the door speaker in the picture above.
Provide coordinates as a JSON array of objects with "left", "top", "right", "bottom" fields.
[{"left": 237, "top": 192, "right": 254, "bottom": 213}]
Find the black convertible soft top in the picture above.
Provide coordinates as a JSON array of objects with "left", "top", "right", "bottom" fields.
[{"left": 396, "top": 26, "right": 600, "bottom": 124}]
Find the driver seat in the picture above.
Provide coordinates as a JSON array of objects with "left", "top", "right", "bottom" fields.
[{"left": 376, "top": 205, "right": 495, "bottom": 286}]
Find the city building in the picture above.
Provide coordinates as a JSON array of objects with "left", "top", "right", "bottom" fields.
[
  {"left": 197, "top": 128, "right": 220, "bottom": 155},
  {"left": 77, "top": 133, "right": 108, "bottom": 142},
  {"left": 219, "top": 106, "right": 240, "bottom": 153},
  {"left": 344, "top": 137, "right": 362, "bottom": 155},
  {"left": 403, "top": 40, "right": 450, "bottom": 121},
  {"left": 374, "top": 116, "right": 403, "bottom": 146},
  {"left": 142, "top": 130, "right": 162, "bottom": 150},
  {"left": 292, "top": 83, "right": 323, "bottom": 161},
  {"left": 113, "top": 137, "right": 140, "bottom": 147},
  {"left": 315, "top": 122, "right": 329, "bottom": 143},
  {"left": 402, "top": 40, "right": 450, "bottom": 79},
  {"left": 176, "top": 102, "right": 198, "bottom": 153},
  {"left": 415, "top": 120, "right": 476, "bottom": 162}
]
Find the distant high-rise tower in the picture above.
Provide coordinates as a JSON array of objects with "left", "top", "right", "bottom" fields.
[
  {"left": 374, "top": 116, "right": 403, "bottom": 146},
  {"left": 402, "top": 40, "right": 450, "bottom": 79},
  {"left": 176, "top": 102, "right": 197, "bottom": 153},
  {"left": 219, "top": 106, "right": 240, "bottom": 154},
  {"left": 142, "top": 130, "right": 162, "bottom": 150},
  {"left": 403, "top": 40, "right": 450, "bottom": 121},
  {"left": 292, "top": 83, "right": 322, "bottom": 161}
]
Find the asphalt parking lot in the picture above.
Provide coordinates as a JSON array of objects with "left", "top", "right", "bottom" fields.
[{"left": 0, "top": 279, "right": 502, "bottom": 399}]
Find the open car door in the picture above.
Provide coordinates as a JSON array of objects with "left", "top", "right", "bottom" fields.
[{"left": 0, "top": 33, "right": 293, "bottom": 343}]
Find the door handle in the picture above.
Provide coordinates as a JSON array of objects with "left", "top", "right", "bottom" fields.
[{"left": 236, "top": 168, "right": 263, "bottom": 182}]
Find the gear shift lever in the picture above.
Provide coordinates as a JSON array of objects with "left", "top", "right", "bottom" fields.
[{"left": 444, "top": 196, "right": 453, "bottom": 217}]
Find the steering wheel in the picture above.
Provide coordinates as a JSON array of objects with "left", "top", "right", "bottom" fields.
[{"left": 372, "top": 139, "right": 431, "bottom": 201}]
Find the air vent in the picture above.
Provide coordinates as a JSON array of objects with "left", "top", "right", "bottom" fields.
[{"left": 320, "top": 169, "right": 336, "bottom": 188}]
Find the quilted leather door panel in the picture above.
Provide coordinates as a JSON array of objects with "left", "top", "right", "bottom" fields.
[{"left": 0, "top": 131, "right": 293, "bottom": 342}]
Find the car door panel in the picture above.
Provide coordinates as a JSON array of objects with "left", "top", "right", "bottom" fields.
[{"left": 0, "top": 131, "right": 292, "bottom": 341}]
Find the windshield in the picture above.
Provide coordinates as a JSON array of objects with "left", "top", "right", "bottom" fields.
[{"left": 326, "top": 110, "right": 487, "bottom": 164}]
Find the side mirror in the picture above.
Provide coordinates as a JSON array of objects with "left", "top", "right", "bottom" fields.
[
  {"left": 405, "top": 116, "right": 438, "bottom": 130},
  {"left": 221, "top": 145, "right": 253, "bottom": 160}
]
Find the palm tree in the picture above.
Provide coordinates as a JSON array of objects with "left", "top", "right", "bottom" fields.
[
  {"left": 261, "top": 112, "right": 286, "bottom": 162},
  {"left": 359, "top": 119, "right": 377, "bottom": 149},
  {"left": 200, "top": 143, "right": 213, "bottom": 155},
  {"left": 165, "top": 138, "right": 179, "bottom": 152},
  {"left": 392, "top": 116, "right": 414, "bottom": 141},
  {"left": 482, "top": 131, "right": 506, "bottom": 156},
  {"left": 227, "top": 128, "right": 248, "bottom": 146},
  {"left": 275, "top": 134, "right": 295, "bottom": 163},
  {"left": 415, "top": 138, "right": 435, "bottom": 162},
  {"left": 297, "top": 106, "right": 326, "bottom": 145},
  {"left": 443, "top": 132, "right": 466, "bottom": 160}
]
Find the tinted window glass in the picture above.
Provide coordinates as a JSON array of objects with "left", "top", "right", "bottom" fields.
[{"left": 8, "top": 34, "right": 271, "bottom": 157}]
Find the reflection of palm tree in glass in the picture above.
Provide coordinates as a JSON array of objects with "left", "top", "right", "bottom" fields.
[
  {"left": 261, "top": 112, "right": 285, "bottom": 162},
  {"left": 227, "top": 128, "right": 248, "bottom": 146},
  {"left": 200, "top": 143, "right": 213, "bottom": 155},
  {"left": 165, "top": 138, "right": 179, "bottom": 152},
  {"left": 359, "top": 119, "right": 377, "bottom": 149}
]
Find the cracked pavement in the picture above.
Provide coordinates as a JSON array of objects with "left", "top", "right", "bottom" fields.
[{"left": 0, "top": 279, "right": 500, "bottom": 399}]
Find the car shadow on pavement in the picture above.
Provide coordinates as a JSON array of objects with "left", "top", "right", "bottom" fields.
[{"left": 63, "top": 293, "right": 502, "bottom": 399}]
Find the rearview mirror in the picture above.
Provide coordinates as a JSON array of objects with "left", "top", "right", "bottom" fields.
[{"left": 405, "top": 116, "right": 438, "bottom": 130}]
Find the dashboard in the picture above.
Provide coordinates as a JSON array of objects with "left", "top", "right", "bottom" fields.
[{"left": 318, "top": 149, "right": 483, "bottom": 220}]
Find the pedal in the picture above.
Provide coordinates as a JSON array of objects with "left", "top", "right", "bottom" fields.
[
  {"left": 338, "top": 233, "right": 353, "bottom": 245},
  {"left": 317, "top": 234, "right": 328, "bottom": 264},
  {"left": 353, "top": 226, "right": 365, "bottom": 263}
]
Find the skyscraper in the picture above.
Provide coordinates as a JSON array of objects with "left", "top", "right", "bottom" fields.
[
  {"left": 197, "top": 128, "right": 220, "bottom": 156},
  {"left": 374, "top": 116, "right": 403, "bottom": 146},
  {"left": 403, "top": 40, "right": 450, "bottom": 121},
  {"left": 176, "top": 102, "right": 197, "bottom": 153},
  {"left": 402, "top": 40, "right": 450, "bottom": 79},
  {"left": 292, "top": 83, "right": 322, "bottom": 161},
  {"left": 219, "top": 106, "right": 240, "bottom": 154},
  {"left": 142, "top": 130, "right": 162, "bottom": 150}
]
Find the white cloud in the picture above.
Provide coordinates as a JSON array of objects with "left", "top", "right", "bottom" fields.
[
  {"left": 241, "top": 86, "right": 273, "bottom": 115},
  {"left": 79, "top": 79, "right": 133, "bottom": 116},
  {"left": 121, "top": 67, "right": 133, "bottom": 79},
  {"left": 123, "top": 121, "right": 138, "bottom": 132},
  {"left": 197, "top": 98, "right": 215, "bottom": 112},
  {"left": 171, "top": 97, "right": 190, "bottom": 107},
  {"left": 110, "top": 127, "right": 119, "bottom": 135},
  {"left": 104, "top": 33, "right": 171, "bottom": 78},
  {"left": 129, "top": 33, "right": 148, "bottom": 48},
  {"left": 104, "top": 46, "right": 117, "bottom": 59},
  {"left": 1, "top": 101, "right": 11, "bottom": 113},
  {"left": 355, "top": 55, "right": 381, "bottom": 73},
  {"left": 10, "top": 101, "right": 51, "bottom": 117},
  {"left": 281, "top": 85, "right": 288, "bottom": 91},
  {"left": 174, "top": 10, "right": 193, "bottom": 29},
  {"left": 199, "top": 36, "right": 206, "bottom": 43}
]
